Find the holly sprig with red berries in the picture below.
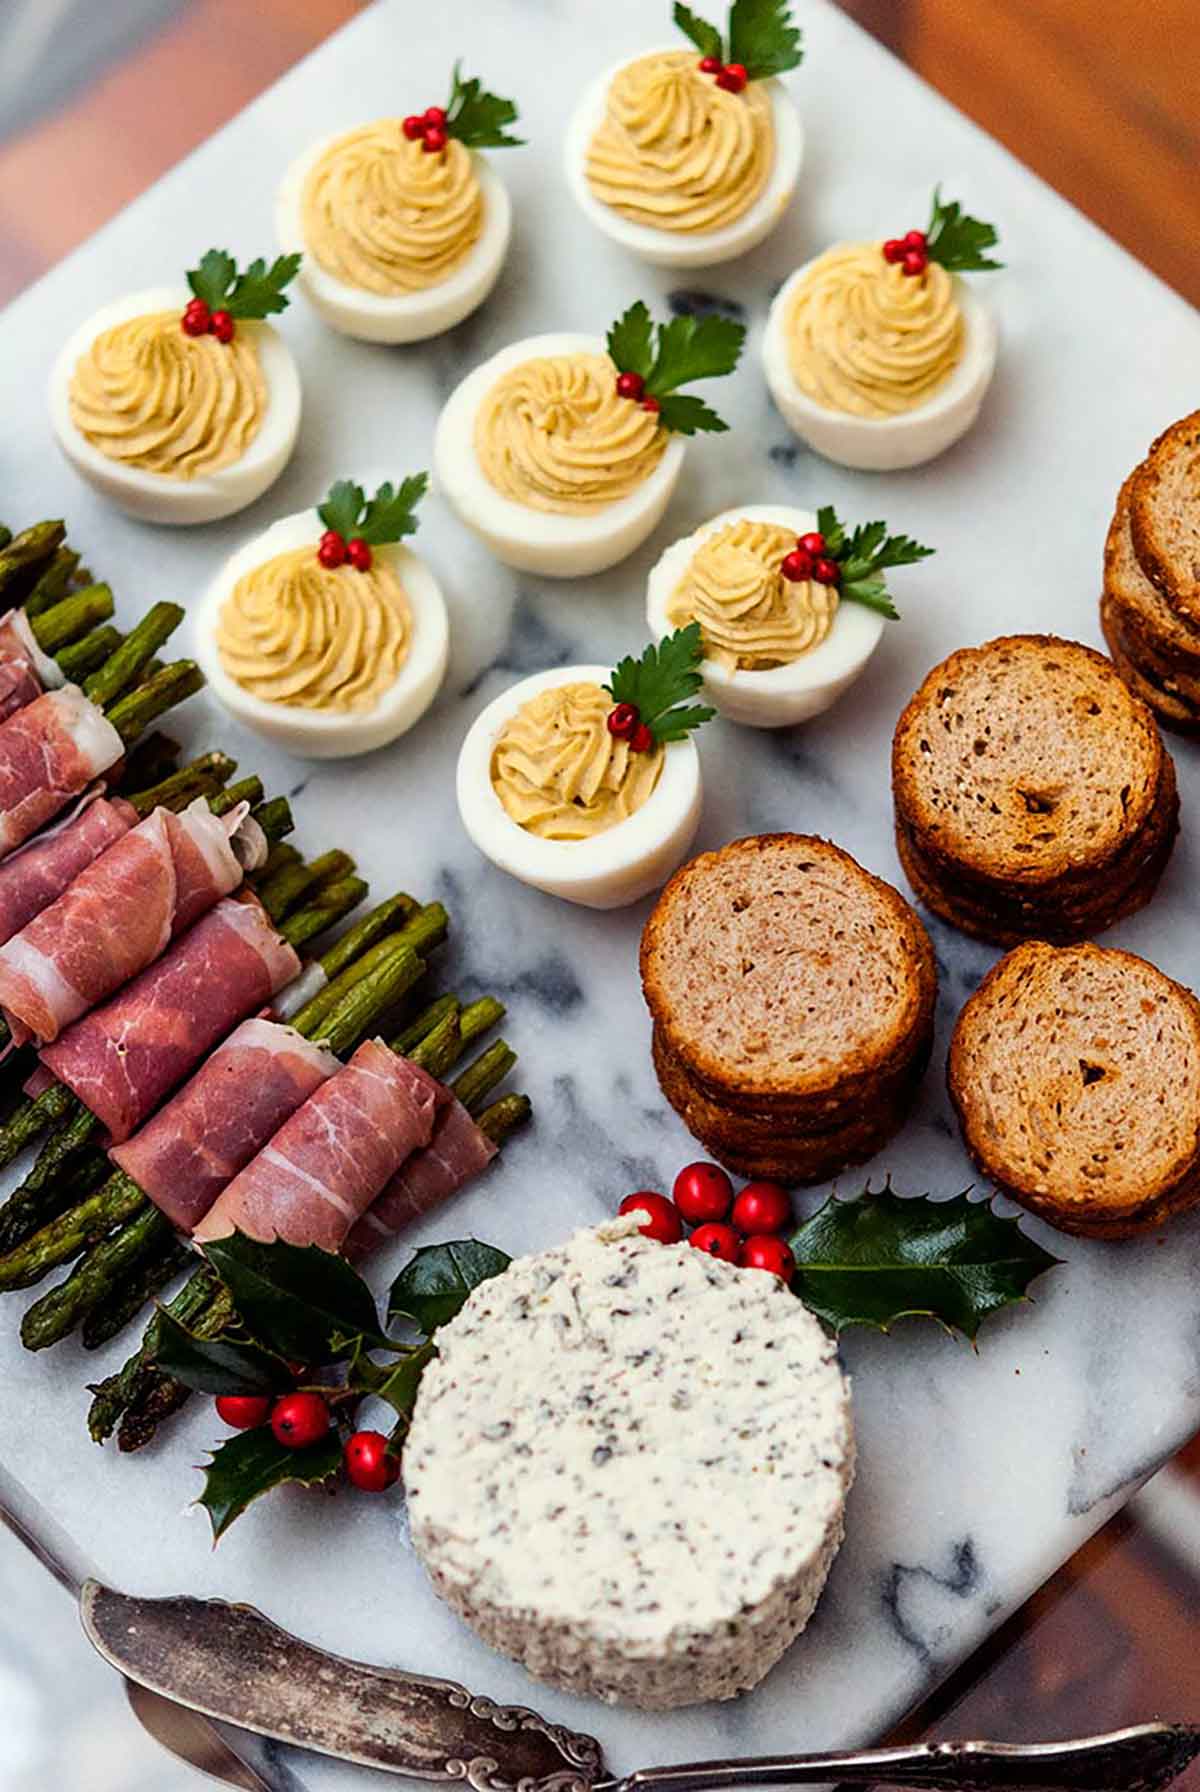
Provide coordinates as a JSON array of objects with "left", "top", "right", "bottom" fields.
[
  {"left": 779, "top": 506, "right": 934, "bottom": 619},
  {"left": 608, "top": 300, "right": 745, "bottom": 435},
  {"left": 603, "top": 623, "right": 716, "bottom": 755},
  {"left": 402, "top": 62, "right": 522, "bottom": 155},
  {"left": 673, "top": 0, "right": 802, "bottom": 89},
  {"left": 883, "top": 187, "right": 1002, "bottom": 278},
  {"left": 181, "top": 249, "right": 301, "bottom": 342},
  {"left": 153, "top": 1231, "right": 509, "bottom": 1538},
  {"left": 315, "top": 473, "right": 428, "bottom": 573}
]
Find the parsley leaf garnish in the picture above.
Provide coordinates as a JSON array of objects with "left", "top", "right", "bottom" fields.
[
  {"left": 186, "top": 249, "right": 301, "bottom": 319},
  {"left": 673, "top": 1, "right": 724, "bottom": 60},
  {"left": 657, "top": 393, "right": 730, "bottom": 436},
  {"left": 606, "top": 300, "right": 655, "bottom": 381},
  {"left": 925, "top": 186, "right": 1003, "bottom": 273},
  {"left": 816, "top": 503, "right": 934, "bottom": 620},
  {"left": 445, "top": 62, "right": 523, "bottom": 149},
  {"left": 316, "top": 474, "right": 427, "bottom": 545},
  {"left": 604, "top": 624, "right": 716, "bottom": 746},
  {"left": 672, "top": 0, "right": 802, "bottom": 78},
  {"left": 607, "top": 301, "right": 745, "bottom": 435}
]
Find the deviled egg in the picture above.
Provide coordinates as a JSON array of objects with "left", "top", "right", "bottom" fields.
[
  {"left": 194, "top": 474, "right": 448, "bottom": 759},
  {"left": 763, "top": 189, "right": 1002, "bottom": 471},
  {"left": 564, "top": 1, "right": 804, "bottom": 269},
  {"left": 49, "top": 251, "right": 302, "bottom": 525},
  {"left": 457, "top": 630, "right": 713, "bottom": 907},
  {"left": 647, "top": 503, "right": 931, "bottom": 727},
  {"left": 276, "top": 66, "right": 521, "bottom": 345},
  {"left": 434, "top": 302, "right": 744, "bottom": 578}
]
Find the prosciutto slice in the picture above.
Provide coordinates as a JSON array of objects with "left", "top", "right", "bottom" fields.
[
  {"left": 0, "top": 686, "right": 123, "bottom": 860},
  {"left": 40, "top": 896, "right": 300, "bottom": 1143},
  {"left": 0, "top": 610, "right": 64, "bottom": 695},
  {"left": 0, "top": 798, "right": 267, "bottom": 1047},
  {"left": 110, "top": 1017, "right": 341, "bottom": 1233},
  {"left": 347, "top": 1096, "right": 497, "bottom": 1260},
  {"left": 0, "top": 795, "right": 136, "bottom": 946},
  {"left": 194, "top": 1041, "right": 440, "bottom": 1252}
]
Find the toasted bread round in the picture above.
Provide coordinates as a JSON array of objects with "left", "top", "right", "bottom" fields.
[
  {"left": 1105, "top": 474, "right": 1200, "bottom": 673},
  {"left": 640, "top": 834, "right": 936, "bottom": 1115},
  {"left": 1101, "top": 593, "right": 1200, "bottom": 737},
  {"left": 1129, "top": 411, "right": 1200, "bottom": 625},
  {"left": 892, "top": 635, "right": 1165, "bottom": 893},
  {"left": 949, "top": 940, "right": 1200, "bottom": 1237}
]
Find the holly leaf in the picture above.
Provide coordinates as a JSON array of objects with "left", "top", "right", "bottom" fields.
[
  {"left": 153, "top": 1309, "right": 290, "bottom": 1396},
  {"left": 605, "top": 623, "right": 716, "bottom": 746},
  {"left": 388, "top": 1239, "right": 510, "bottom": 1333},
  {"left": 789, "top": 1184, "right": 1062, "bottom": 1341},
  {"left": 657, "top": 391, "right": 729, "bottom": 436},
  {"left": 647, "top": 312, "right": 746, "bottom": 393},
  {"left": 316, "top": 479, "right": 365, "bottom": 539},
  {"left": 357, "top": 473, "right": 428, "bottom": 546},
  {"left": 446, "top": 62, "right": 523, "bottom": 149},
  {"left": 925, "top": 186, "right": 1003, "bottom": 273},
  {"left": 375, "top": 1339, "right": 436, "bottom": 1423},
  {"left": 198, "top": 1426, "right": 342, "bottom": 1542},
  {"left": 673, "top": 1, "right": 724, "bottom": 60},
  {"left": 728, "top": 0, "right": 803, "bottom": 79},
  {"left": 607, "top": 301, "right": 655, "bottom": 382},
  {"left": 202, "top": 1233, "right": 392, "bottom": 1361}
]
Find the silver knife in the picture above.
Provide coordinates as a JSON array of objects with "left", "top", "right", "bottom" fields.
[{"left": 81, "top": 1581, "right": 1200, "bottom": 1792}]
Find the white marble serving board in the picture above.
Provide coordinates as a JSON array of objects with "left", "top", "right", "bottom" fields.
[{"left": 1, "top": 2, "right": 1199, "bottom": 1787}]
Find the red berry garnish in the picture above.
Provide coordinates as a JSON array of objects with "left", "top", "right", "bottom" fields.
[
  {"left": 346, "top": 537, "right": 373, "bottom": 572},
  {"left": 181, "top": 300, "right": 210, "bottom": 337},
  {"left": 672, "top": 1160, "right": 734, "bottom": 1226},
  {"left": 618, "top": 1192, "right": 684, "bottom": 1244},
  {"left": 798, "top": 531, "right": 826, "bottom": 556},
  {"left": 731, "top": 1180, "right": 792, "bottom": 1236},
  {"left": 215, "top": 1394, "right": 271, "bottom": 1430},
  {"left": 629, "top": 721, "right": 654, "bottom": 753},
  {"left": 814, "top": 556, "right": 840, "bottom": 586},
  {"left": 607, "top": 701, "right": 639, "bottom": 740},
  {"left": 781, "top": 549, "right": 814, "bottom": 583},
  {"left": 904, "top": 229, "right": 928, "bottom": 250},
  {"left": 402, "top": 115, "right": 425, "bottom": 140},
  {"left": 882, "top": 239, "right": 905, "bottom": 264},
  {"left": 423, "top": 127, "right": 448, "bottom": 154},
  {"left": 271, "top": 1390, "right": 330, "bottom": 1448},
  {"left": 344, "top": 1430, "right": 400, "bottom": 1492},
  {"left": 318, "top": 530, "right": 347, "bottom": 569},
  {"left": 716, "top": 62, "right": 747, "bottom": 91},
  {"left": 901, "top": 249, "right": 928, "bottom": 277},
  {"left": 689, "top": 1222, "right": 741, "bottom": 1263},
  {"left": 615, "top": 370, "right": 646, "bottom": 401},
  {"left": 423, "top": 106, "right": 447, "bottom": 127},
  {"left": 641, "top": 396, "right": 661, "bottom": 414},
  {"left": 209, "top": 309, "right": 235, "bottom": 344},
  {"left": 738, "top": 1234, "right": 796, "bottom": 1280},
  {"left": 698, "top": 55, "right": 722, "bottom": 73}
]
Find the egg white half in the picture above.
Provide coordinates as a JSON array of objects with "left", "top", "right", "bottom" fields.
[
  {"left": 193, "top": 508, "right": 449, "bottom": 759},
  {"left": 563, "top": 51, "right": 804, "bottom": 270},
  {"left": 646, "top": 504, "right": 887, "bottom": 729},
  {"left": 48, "top": 287, "right": 301, "bottom": 525},
  {"left": 456, "top": 664, "right": 702, "bottom": 908},
  {"left": 434, "top": 332, "right": 687, "bottom": 578},
  {"left": 276, "top": 135, "right": 512, "bottom": 344},
  {"left": 762, "top": 263, "right": 998, "bottom": 472}
]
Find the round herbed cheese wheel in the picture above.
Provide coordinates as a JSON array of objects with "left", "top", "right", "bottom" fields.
[{"left": 405, "top": 1218, "right": 854, "bottom": 1709}]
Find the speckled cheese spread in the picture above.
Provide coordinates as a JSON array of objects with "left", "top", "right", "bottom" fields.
[{"left": 404, "top": 1217, "right": 854, "bottom": 1709}]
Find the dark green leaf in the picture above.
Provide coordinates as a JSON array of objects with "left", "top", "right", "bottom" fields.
[
  {"left": 925, "top": 186, "right": 1003, "bottom": 273},
  {"left": 838, "top": 574, "right": 900, "bottom": 620},
  {"left": 388, "top": 1240, "right": 510, "bottom": 1332},
  {"left": 224, "top": 252, "right": 302, "bottom": 320},
  {"left": 647, "top": 312, "right": 745, "bottom": 393},
  {"left": 198, "top": 1426, "right": 341, "bottom": 1541},
  {"left": 153, "top": 1309, "right": 289, "bottom": 1396},
  {"left": 446, "top": 62, "right": 523, "bottom": 149},
  {"left": 789, "top": 1184, "right": 1062, "bottom": 1341},
  {"left": 728, "top": 0, "right": 803, "bottom": 79},
  {"left": 357, "top": 472, "right": 428, "bottom": 545},
  {"left": 607, "top": 301, "right": 655, "bottom": 381},
  {"left": 657, "top": 392, "right": 729, "bottom": 435},
  {"left": 818, "top": 504, "right": 932, "bottom": 621},
  {"left": 203, "top": 1233, "right": 391, "bottom": 1361},
  {"left": 187, "top": 248, "right": 236, "bottom": 308},
  {"left": 604, "top": 623, "right": 715, "bottom": 747},
  {"left": 375, "top": 1340, "right": 436, "bottom": 1421},
  {"left": 316, "top": 479, "right": 365, "bottom": 539},
  {"left": 673, "top": 1, "right": 724, "bottom": 60},
  {"left": 815, "top": 502, "right": 844, "bottom": 557}
]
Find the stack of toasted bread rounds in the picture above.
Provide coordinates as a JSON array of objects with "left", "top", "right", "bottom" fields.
[
  {"left": 949, "top": 941, "right": 1200, "bottom": 1237},
  {"left": 892, "top": 635, "right": 1178, "bottom": 946},
  {"left": 640, "top": 834, "right": 936, "bottom": 1184},
  {"left": 1101, "top": 412, "right": 1200, "bottom": 733}
]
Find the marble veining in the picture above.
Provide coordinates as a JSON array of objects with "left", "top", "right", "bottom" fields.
[{"left": 0, "top": 1, "right": 1198, "bottom": 1789}]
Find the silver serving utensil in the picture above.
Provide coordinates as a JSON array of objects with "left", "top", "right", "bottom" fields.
[{"left": 81, "top": 1581, "right": 1200, "bottom": 1792}]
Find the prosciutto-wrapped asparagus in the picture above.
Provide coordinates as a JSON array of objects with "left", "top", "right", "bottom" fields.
[
  {"left": 0, "top": 686, "right": 124, "bottom": 859},
  {"left": 0, "top": 796, "right": 137, "bottom": 944},
  {"left": 346, "top": 1096, "right": 497, "bottom": 1257}
]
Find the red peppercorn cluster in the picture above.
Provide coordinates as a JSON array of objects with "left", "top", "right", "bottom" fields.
[
  {"left": 605, "top": 701, "right": 654, "bottom": 754},
  {"left": 780, "top": 529, "right": 840, "bottom": 589},
  {"left": 402, "top": 106, "right": 450, "bottom": 154},
  {"left": 613, "top": 369, "right": 663, "bottom": 416},
  {"left": 617, "top": 1161, "right": 796, "bottom": 1280},
  {"left": 317, "top": 530, "right": 373, "bottom": 572},
  {"left": 697, "top": 55, "right": 748, "bottom": 92},
  {"left": 214, "top": 1386, "right": 400, "bottom": 1493},
  {"left": 882, "top": 229, "right": 930, "bottom": 278},
  {"left": 181, "top": 297, "right": 235, "bottom": 342}
]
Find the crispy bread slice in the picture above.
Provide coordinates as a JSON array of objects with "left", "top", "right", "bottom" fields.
[
  {"left": 1101, "top": 593, "right": 1200, "bottom": 737},
  {"left": 892, "top": 635, "right": 1164, "bottom": 893},
  {"left": 1104, "top": 474, "right": 1200, "bottom": 674},
  {"left": 640, "top": 834, "right": 936, "bottom": 1115},
  {"left": 948, "top": 940, "right": 1200, "bottom": 1237},
  {"left": 1129, "top": 411, "right": 1200, "bottom": 624}
]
